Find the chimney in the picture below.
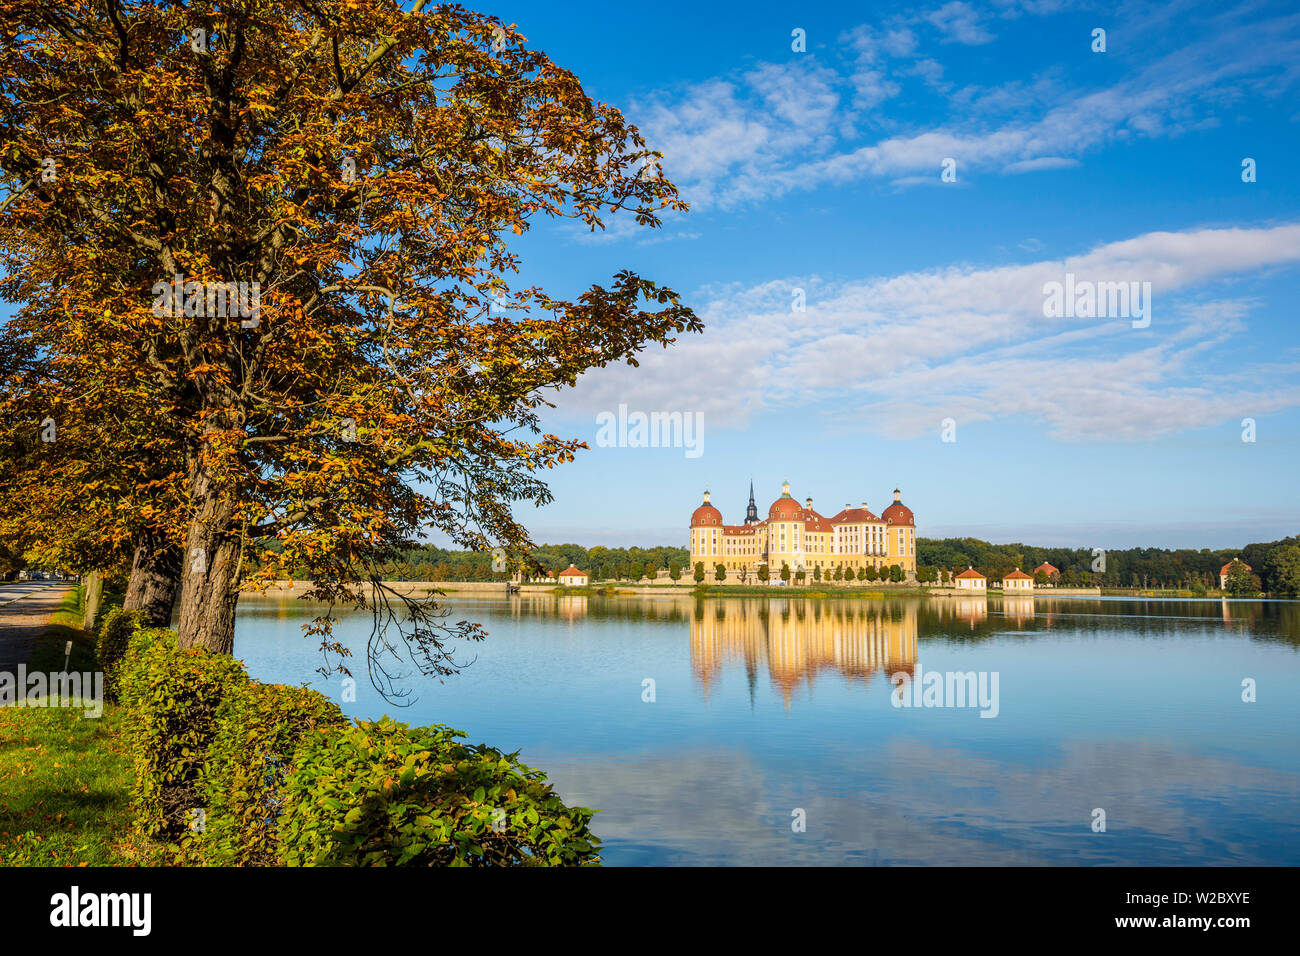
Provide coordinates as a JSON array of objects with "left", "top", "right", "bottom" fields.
[{"left": 860, "top": 502, "right": 868, "bottom": 511}]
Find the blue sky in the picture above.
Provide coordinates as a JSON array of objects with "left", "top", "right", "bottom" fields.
[{"left": 463, "top": 0, "right": 1300, "bottom": 550}]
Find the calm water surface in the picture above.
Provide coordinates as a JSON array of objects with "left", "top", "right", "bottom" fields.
[{"left": 233, "top": 592, "right": 1300, "bottom": 866}]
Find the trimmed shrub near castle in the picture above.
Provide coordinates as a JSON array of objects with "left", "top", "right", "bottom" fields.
[
  {"left": 276, "top": 717, "right": 601, "bottom": 867},
  {"left": 119, "top": 628, "right": 248, "bottom": 843},
  {"left": 198, "top": 683, "right": 347, "bottom": 865}
]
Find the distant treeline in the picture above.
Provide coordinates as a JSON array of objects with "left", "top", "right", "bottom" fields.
[
  {"left": 916, "top": 535, "right": 1300, "bottom": 594},
  {"left": 251, "top": 534, "right": 1300, "bottom": 596},
  {"left": 364, "top": 544, "right": 691, "bottom": 583}
]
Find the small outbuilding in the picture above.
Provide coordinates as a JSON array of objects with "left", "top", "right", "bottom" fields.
[
  {"left": 1002, "top": 568, "right": 1034, "bottom": 591},
  {"left": 558, "top": 565, "right": 589, "bottom": 586}
]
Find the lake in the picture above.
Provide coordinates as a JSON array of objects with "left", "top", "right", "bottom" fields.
[{"left": 233, "top": 591, "right": 1300, "bottom": 866}]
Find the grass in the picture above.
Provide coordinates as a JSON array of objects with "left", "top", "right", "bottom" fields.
[
  {"left": 0, "top": 584, "right": 140, "bottom": 866},
  {"left": 0, "top": 706, "right": 140, "bottom": 866}
]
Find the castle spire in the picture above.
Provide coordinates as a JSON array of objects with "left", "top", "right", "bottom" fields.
[{"left": 744, "top": 478, "right": 759, "bottom": 525}]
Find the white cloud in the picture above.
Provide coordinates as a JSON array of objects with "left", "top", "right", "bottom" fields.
[
  {"left": 924, "top": 1, "right": 996, "bottom": 45},
  {"left": 555, "top": 224, "right": 1300, "bottom": 442},
  {"left": 1002, "top": 156, "right": 1079, "bottom": 173}
]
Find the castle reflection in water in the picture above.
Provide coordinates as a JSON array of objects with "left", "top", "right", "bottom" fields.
[
  {"left": 501, "top": 592, "right": 1006, "bottom": 706},
  {"left": 491, "top": 590, "right": 1300, "bottom": 708},
  {"left": 688, "top": 599, "right": 919, "bottom": 705}
]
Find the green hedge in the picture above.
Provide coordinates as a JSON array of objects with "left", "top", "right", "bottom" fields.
[
  {"left": 112, "top": 625, "right": 601, "bottom": 866},
  {"left": 94, "top": 607, "right": 143, "bottom": 703},
  {"left": 198, "top": 683, "right": 347, "bottom": 865},
  {"left": 118, "top": 627, "right": 248, "bottom": 843},
  {"left": 276, "top": 717, "right": 601, "bottom": 866}
]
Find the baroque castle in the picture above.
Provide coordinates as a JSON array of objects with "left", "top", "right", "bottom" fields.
[{"left": 690, "top": 481, "right": 916, "bottom": 580}]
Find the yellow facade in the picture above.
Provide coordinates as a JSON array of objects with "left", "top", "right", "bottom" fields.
[{"left": 690, "top": 481, "right": 917, "bottom": 582}]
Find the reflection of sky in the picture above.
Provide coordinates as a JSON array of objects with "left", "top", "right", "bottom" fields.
[
  {"left": 542, "top": 740, "right": 1300, "bottom": 866},
  {"left": 234, "top": 595, "right": 1300, "bottom": 865}
]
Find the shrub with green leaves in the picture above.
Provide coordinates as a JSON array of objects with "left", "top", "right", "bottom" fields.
[
  {"left": 94, "top": 607, "right": 143, "bottom": 703},
  {"left": 199, "top": 683, "right": 347, "bottom": 866},
  {"left": 277, "top": 717, "right": 601, "bottom": 867},
  {"left": 118, "top": 628, "right": 248, "bottom": 843}
]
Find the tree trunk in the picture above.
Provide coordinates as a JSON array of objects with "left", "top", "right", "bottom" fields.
[
  {"left": 174, "top": 465, "right": 244, "bottom": 653},
  {"left": 122, "top": 529, "right": 182, "bottom": 627},
  {"left": 81, "top": 570, "right": 104, "bottom": 631}
]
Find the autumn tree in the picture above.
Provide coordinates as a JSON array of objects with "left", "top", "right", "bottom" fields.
[
  {"left": 0, "top": 337, "right": 186, "bottom": 623},
  {"left": 0, "top": 0, "right": 700, "bottom": 690}
]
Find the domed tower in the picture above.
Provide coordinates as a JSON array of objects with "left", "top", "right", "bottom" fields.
[
  {"left": 768, "top": 480, "right": 802, "bottom": 521},
  {"left": 766, "top": 480, "right": 804, "bottom": 575},
  {"left": 690, "top": 490, "right": 723, "bottom": 566},
  {"left": 881, "top": 488, "right": 916, "bottom": 573}
]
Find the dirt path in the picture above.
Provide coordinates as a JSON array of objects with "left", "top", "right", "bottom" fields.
[{"left": 0, "top": 583, "right": 72, "bottom": 676}]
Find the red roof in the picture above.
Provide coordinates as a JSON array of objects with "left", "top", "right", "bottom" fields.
[
  {"left": 768, "top": 496, "right": 802, "bottom": 520},
  {"left": 956, "top": 568, "right": 985, "bottom": 579},
  {"left": 804, "top": 509, "right": 835, "bottom": 533},
  {"left": 1034, "top": 562, "right": 1059, "bottom": 575},
  {"left": 691, "top": 503, "right": 722, "bottom": 527},
  {"left": 1004, "top": 570, "right": 1032, "bottom": 580},
  {"left": 882, "top": 502, "right": 914, "bottom": 526},
  {"left": 1221, "top": 559, "right": 1251, "bottom": 575},
  {"left": 559, "top": 565, "right": 586, "bottom": 577},
  {"left": 828, "top": 507, "right": 879, "bottom": 524}
]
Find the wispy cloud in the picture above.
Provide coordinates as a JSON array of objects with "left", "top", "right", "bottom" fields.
[
  {"left": 924, "top": 1, "right": 998, "bottom": 45},
  {"left": 557, "top": 224, "right": 1300, "bottom": 441},
  {"left": 627, "top": 3, "right": 1300, "bottom": 209}
]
